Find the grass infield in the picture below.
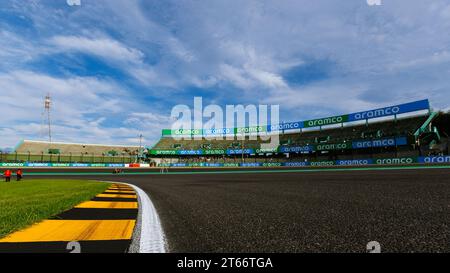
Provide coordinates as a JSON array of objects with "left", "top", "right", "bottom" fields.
[{"left": 0, "top": 179, "right": 109, "bottom": 238}]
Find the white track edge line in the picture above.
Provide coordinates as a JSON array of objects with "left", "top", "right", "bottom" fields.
[{"left": 104, "top": 181, "right": 167, "bottom": 253}]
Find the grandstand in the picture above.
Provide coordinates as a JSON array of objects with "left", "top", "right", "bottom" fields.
[
  {"left": 148, "top": 100, "right": 450, "bottom": 165},
  {"left": 0, "top": 140, "right": 141, "bottom": 164},
  {"left": 152, "top": 115, "right": 427, "bottom": 151},
  {"left": 1, "top": 99, "right": 448, "bottom": 167}
]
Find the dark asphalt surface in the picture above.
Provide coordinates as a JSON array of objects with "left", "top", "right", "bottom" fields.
[{"left": 21, "top": 168, "right": 450, "bottom": 253}]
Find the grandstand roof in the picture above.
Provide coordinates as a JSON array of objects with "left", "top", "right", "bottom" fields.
[{"left": 14, "top": 140, "right": 140, "bottom": 155}]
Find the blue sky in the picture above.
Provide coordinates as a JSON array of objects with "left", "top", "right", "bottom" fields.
[{"left": 1, "top": 0, "right": 450, "bottom": 148}]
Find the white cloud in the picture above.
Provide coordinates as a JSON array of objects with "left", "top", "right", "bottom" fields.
[
  {"left": 50, "top": 36, "right": 144, "bottom": 65},
  {"left": 0, "top": 70, "right": 162, "bottom": 147},
  {"left": 1, "top": 0, "right": 450, "bottom": 147}
]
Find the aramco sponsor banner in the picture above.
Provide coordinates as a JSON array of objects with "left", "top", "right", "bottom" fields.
[
  {"left": 418, "top": 156, "right": 450, "bottom": 164},
  {"left": 227, "top": 148, "right": 255, "bottom": 155},
  {"left": 178, "top": 149, "right": 203, "bottom": 155},
  {"left": 1, "top": 162, "right": 26, "bottom": 167},
  {"left": 150, "top": 149, "right": 178, "bottom": 155},
  {"left": 269, "top": 121, "right": 303, "bottom": 132},
  {"left": 4, "top": 156, "right": 450, "bottom": 168},
  {"left": 154, "top": 156, "right": 450, "bottom": 168},
  {"left": 352, "top": 137, "right": 408, "bottom": 149},
  {"left": 315, "top": 142, "right": 351, "bottom": 151},
  {"left": 375, "top": 157, "right": 417, "bottom": 165},
  {"left": 256, "top": 147, "right": 280, "bottom": 154},
  {"left": 204, "top": 149, "right": 226, "bottom": 155},
  {"left": 279, "top": 145, "right": 314, "bottom": 153},
  {"left": 303, "top": 115, "right": 349, "bottom": 128},
  {"left": 283, "top": 161, "right": 308, "bottom": 167},
  {"left": 3, "top": 163, "right": 127, "bottom": 167},
  {"left": 336, "top": 159, "right": 373, "bottom": 166},
  {"left": 348, "top": 99, "right": 429, "bottom": 122},
  {"left": 309, "top": 161, "right": 335, "bottom": 167},
  {"left": 27, "top": 163, "right": 51, "bottom": 167},
  {"left": 235, "top": 126, "right": 267, "bottom": 135}
]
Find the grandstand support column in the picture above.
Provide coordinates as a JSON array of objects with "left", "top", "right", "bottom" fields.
[
  {"left": 418, "top": 139, "right": 422, "bottom": 157},
  {"left": 395, "top": 136, "right": 398, "bottom": 158},
  {"left": 370, "top": 140, "right": 374, "bottom": 160},
  {"left": 447, "top": 137, "right": 450, "bottom": 156},
  {"left": 241, "top": 131, "right": 245, "bottom": 165}
]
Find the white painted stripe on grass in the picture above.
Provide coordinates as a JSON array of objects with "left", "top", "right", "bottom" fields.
[{"left": 109, "top": 181, "right": 166, "bottom": 253}]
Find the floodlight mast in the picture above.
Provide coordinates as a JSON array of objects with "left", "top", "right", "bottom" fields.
[
  {"left": 138, "top": 134, "right": 143, "bottom": 163},
  {"left": 44, "top": 94, "right": 52, "bottom": 144}
]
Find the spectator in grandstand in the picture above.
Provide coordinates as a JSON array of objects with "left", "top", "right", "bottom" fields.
[
  {"left": 3, "top": 169, "right": 11, "bottom": 182},
  {"left": 16, "top": 169, "right": 23, "bottom": 181}
]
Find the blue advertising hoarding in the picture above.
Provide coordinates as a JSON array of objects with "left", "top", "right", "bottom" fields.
[
  {"left": 178, "top": 149, "right": 203, "bottom": 155},
  {"left": 227, "top": 148, "right": 255, "bottom": 155},
  {"left": 352, "top": 137, "right": 408, "bottom": 149},
  {"left": 418, "top": 156, "right": 450, "bottom": 163},
  {"left": 269, "top": 121, "right": 304, "bottom": 132},
  {"left": 279, "top": 145, "right": 314, "bottom": 153},
  {"left": 348, "top": 99, "right": 429, "bottom": 122}
]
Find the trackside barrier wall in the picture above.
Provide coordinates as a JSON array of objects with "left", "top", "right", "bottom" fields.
[
  {"left": 1, "top": 156, "right": 449, "bottom": 168},
  {"left": 156, "top": 156, "right": 450, "bottom": 167}
]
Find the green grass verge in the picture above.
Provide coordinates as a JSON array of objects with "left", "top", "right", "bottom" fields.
[{"left": 0, "top": 179, "right": 110, "bottom": 238}]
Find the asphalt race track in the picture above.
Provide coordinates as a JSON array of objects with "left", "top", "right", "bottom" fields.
[{"left": 16, "top": 167, "right": 450, "bottom": 252}]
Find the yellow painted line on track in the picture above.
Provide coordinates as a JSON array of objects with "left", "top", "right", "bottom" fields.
[
  {"left": 104, "top": 190, "right": 135, "bottom": 194},
  {"left": 75, "top": 201, "right": 138, "bottom": 209},
  {"left": 97, "top": 194, "right": 137, "bottom": 198},
  {"left": 108, "top": 188, "right": 133, "bottom": 191},
  {"left": 0, "top": 220, "right": 136, "bottom": 243}
]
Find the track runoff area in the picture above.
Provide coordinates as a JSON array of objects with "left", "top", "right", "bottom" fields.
[
  {"left": 0, "top": 182, "right": 140, "bottom": 253},
  {"left": 1, "top": 164, "right": 448, "bottom": 256}
]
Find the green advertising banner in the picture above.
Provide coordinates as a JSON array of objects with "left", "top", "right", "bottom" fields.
[
  {"left": 1, "top": 163, "right": 25, "bottom": 167},
  {"left": 375, "top": 157, "right": 417, "bottom": 165},
  {"left": 223, "top": 163, "right": 240, "bottom": 167},
  {"left": 51, "top": 163, "right": 71, "bottom": 167},
  {"left": 304, "top": 115, "right": 349, "bottom": 128},
  {"left": 262, "top": 162, "right": 282, "bottom": 167},
  {"left": 150, "top": 150, "right": 177, "bottom": 155},
  {"left": 235, "top": 126, "right": 267, "bottom": 134},
  {"left": 162, "top": 129, "right": 203, "bottom": 136},
  {"left": 256, "top": 147, "right": 279, "bottom": 154}
]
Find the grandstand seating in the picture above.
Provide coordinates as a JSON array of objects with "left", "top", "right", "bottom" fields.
[
  {"left": 15, "top": 140, "right": 140, "bottom": 156},
  {"left": 151, "top": 115, "right": 429, "bottom": 152},
  {"left": 0, "top": 140, "right": 141, "bottom": 164}
]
